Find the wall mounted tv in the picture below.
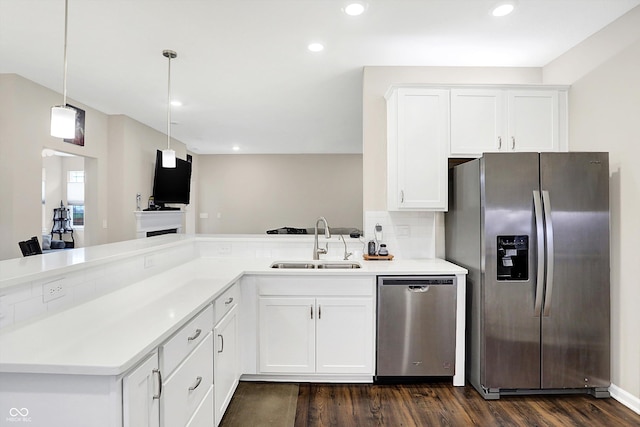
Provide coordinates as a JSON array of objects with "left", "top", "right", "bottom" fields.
[{"left": 151, "top": 150, "right": 192, "bottom": 209}]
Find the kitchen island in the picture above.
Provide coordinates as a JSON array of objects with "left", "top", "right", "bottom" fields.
[{"left": 0, "top": 234, "right": 466, "bottom": 427}]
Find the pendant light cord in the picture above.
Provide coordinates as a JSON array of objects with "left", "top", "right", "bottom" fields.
[
  {"left": 163, "top": 50, "right": 177, "bottom": 151},
  {"left": 166, "top": 53, "right": 171, "bottom": 150},
  {"left": 62, "top": 0, "right": 69, "bottom": 106}
]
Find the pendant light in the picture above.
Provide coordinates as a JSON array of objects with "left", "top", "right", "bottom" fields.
[
  {"left": 50, "top": 0, "right": 77, "bottom": 139},
  {"left": 162, "top": 49, "right": 177, "bottom": 168}
]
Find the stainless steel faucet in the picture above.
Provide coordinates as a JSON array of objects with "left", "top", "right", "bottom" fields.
[
  {"left": 340, "top": 234, "right": 353, "bottom": 260},
  {"left": 313, "top": 216, "right": 331, "bottom": 260}
]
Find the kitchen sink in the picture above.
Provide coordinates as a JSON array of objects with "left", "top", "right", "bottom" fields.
[
  {"left": 270, "top": 262, "right": 316, "bottom": 269},
  {"left": 316, "top": 262, "right": 361, "bottom": 269},
  {"left": 270, "top": 261, "right": 361, "bottom": 269}
]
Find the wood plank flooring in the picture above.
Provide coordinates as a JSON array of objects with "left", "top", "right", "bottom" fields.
[{"left": 294, "top": 382, "right": 640, "bottom": 427}]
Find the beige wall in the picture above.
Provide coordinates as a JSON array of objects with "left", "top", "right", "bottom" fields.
[
  {"left": 544, "top": 11, "right": 640, "bottom": 402},
  {"left": 197, "top": 154, "right": 362, "bottom": 234},
  {"left": 107, "top": 115, "right": 189, "bottom": 242},
  {"left": 0, "top": 74, "right": 188, "bottom": 260},
  {"left": 362, "top": 66, "right": 543, "bottom": 212},
  {"left": 0, "top": 74, "right": 109, "bottom": 259}
]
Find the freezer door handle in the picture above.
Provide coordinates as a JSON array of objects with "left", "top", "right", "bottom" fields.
[
  {"left": 533, "top": 190, "right": 545, "bottom": 317},
  {"left": 542, "top": 190, "right": 555, "bottom": 316}
]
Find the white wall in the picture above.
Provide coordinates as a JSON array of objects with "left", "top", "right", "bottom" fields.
[
  {"left": 197, "top": 154, "right": 363, "bottom": 234},
  {"left": 42, "top": 155, "right": 85, "bottom": 248},
  {"left": 544, "top": 8, "right": 640, "bottom": 407}
]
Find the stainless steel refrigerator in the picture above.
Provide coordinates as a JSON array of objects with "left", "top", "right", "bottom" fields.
[{"left": 445, "top": 152, "right": 610, "bottom": 399}]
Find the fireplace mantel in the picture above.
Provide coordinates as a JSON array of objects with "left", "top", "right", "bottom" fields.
[{"left": 134, "top": 210, "right": 184, "bottom": 238}]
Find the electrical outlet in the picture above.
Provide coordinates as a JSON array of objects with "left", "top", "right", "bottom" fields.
[
  {"left": 218, "top": 243, "right": 232, "bottom": 255},
  {"left": 43, "top": 279, "right": 65, "bottom": 303},
  {"left": 144, "top": 255, "right": 155, "bottom": 269}
]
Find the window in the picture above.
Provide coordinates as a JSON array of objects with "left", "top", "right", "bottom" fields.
[{"left": 67, "top": 171, "right": 84, "bottom": 227}]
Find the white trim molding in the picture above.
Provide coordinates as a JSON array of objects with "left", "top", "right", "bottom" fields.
[{"left": 610, "top": 383, "right": 640, "bottom": 415}]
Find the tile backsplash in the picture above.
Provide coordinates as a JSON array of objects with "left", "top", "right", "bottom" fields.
[{"left": 364, "top": 211, "right": 443, "bottom": 259}]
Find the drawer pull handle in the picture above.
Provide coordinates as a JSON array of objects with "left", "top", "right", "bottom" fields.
[
  {"left": 318, "top": 304, "right": 322, "bottom": 319},
  {"left": 310, "top": 305, "right": 313, "bottom": 319},
  {"left": 152, "top": 369, "right": 163, "bottom": 399},
  {"left": 189, "top": 376, "right": 203, "bottom": 392},
  {"left": 498, "top": 136, "right": 502, "bottom": 149},
  {"left": 187, "top": 329, "right": 202, "bottom": 342},
  {"left": 400, "top": 190, "right": 404, "bottom": 204},
  {"left": 511, "top": 136, "right": 516, "bottom": 150},
  {"left": 218, "top": 334, "right": 224, "bottom": 353},
  {"left": 225, "top": 297, "right": 234, "bottom": 305}
]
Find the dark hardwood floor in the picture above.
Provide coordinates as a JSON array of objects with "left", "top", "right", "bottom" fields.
[{"left": 294, "top": 382, "right": 640, "bottom": 427}]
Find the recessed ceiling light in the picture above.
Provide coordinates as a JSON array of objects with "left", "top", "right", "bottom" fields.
[
  {"left": 232, "top": 145, "right": 240, "bottom": 151},
  {"left": 343, "top": 2, "right": 367, "bottom": 16},
  {"left": 492, "top": 2, "right": 515, "bottom": 17},
  {"left": 170, "top": 100, "right": 182, "bottom": 107},
  {"left": 307, "top": 43, "right": 324, "bottom": 52}
]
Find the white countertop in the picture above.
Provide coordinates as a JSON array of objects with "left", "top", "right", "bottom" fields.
[{"left": 0, "top": 238, "right": 466, "bottom": 377}]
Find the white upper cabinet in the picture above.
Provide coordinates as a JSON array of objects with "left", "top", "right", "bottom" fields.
[
  {"left": 450, "top": 87, "right": 568, "bottom": 157},
  {"left": 387, "top": 87, "right": 450, "bottom": 211}
]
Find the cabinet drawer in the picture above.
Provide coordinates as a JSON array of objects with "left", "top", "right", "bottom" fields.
[
  {"left": 214, "top": 283, "right": 240, "bottom": 324},
  {"left": 185, "top": 384, "right": 214, "bottom": 427},
  {"left": 258, "top": 276, "right": 375, "bottom": 296},
  {"left": 161, "top": 305, "right": 214, "bottom": 376},
  {"left": 163, "top": 332, "right": 214, "bottom": 427}
]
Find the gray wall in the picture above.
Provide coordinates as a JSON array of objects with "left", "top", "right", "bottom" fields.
[{"left": 197, "top": 154, "right": 363, "bottom": 234}]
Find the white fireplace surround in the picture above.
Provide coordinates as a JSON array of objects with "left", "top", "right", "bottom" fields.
[{"left": 134, "top": 210, "right": 185, "bottom": 238}]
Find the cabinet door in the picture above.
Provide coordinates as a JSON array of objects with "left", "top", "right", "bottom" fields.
[
  {"left": 388, "top": 88, "right": 449, "bottom": 211},
  {"left": 507, "top": 90, "right": 559, "bottom": 152},
  {"left": 259, "top": 297, "right": 315, "bottom": 373},
  {"left": 315, "top": 297, "right": 374, "bottom": 374},
  {"left": 214, "top": 305, "right": 239, "bottom": 426},
  {"left": 450, "top": 89, "right": 504, "bottom": 156},
  {"left": 123, "top": 352, "right": 160, "bottom": 427}
]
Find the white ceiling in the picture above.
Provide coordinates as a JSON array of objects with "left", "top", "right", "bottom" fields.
[{"left": 1, "top": 0, "right": 639, "bottom": 154}]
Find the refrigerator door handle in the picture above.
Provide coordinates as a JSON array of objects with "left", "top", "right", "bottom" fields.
[
  {"left": 542, "top": 190, "right": 555, "bottom": 316},
  {"left": 533, "top": 190, "right": 545, "bottom": 317}
]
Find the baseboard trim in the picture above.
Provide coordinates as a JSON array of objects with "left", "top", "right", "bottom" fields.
[
  {"left": 610, "top": 383, "right": 640, "bottom": 415},
  {"left": 241, "top": 374, "right": 374, "bottom": 383}
]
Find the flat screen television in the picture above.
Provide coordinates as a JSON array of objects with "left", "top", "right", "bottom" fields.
[{"left": 151, "top": 150, "right": 192, "bottom": 208}]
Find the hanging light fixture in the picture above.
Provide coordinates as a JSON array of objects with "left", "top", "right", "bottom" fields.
[
  {"left": 162, "top": 49, "right": 177, "bottom": 168},
  {"left": 50, "top": 0, "right": 77, "bottom": 139}
]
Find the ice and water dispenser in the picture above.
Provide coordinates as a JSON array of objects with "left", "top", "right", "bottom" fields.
[{"left": 497, "top": 235, "right": 529, "bottom": 280}]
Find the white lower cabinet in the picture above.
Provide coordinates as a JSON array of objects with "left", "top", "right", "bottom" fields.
[
  {"left": 161, "top": 333, "right": 214, "bottom": 427},
  {"left": 123, "top": 352, "right": 161, "bottom": 427},
  {"left": 186, "top": 385, "right": 214, "bottom": 427},
  {"left": 258, "top": 276, "right": 375, "bottom": 376},
  {"left": 122, "top": 305, "right": 216, "bottom": 427},
  {"left": 214, "top": 304, "right": 240, "bottom": 426}
]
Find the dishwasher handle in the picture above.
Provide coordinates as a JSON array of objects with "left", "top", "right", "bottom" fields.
[{"left": 407, "top": 285, "right": 430, "bottom": 292}]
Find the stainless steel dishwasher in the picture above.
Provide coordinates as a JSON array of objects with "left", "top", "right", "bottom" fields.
[{"left": 376, "top": 275, "right": 457, "bottom": 379}]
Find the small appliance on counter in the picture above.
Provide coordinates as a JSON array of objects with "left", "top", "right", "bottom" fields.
[{"left": 363, "top": 223, "right": 394, "bottom": 260}]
